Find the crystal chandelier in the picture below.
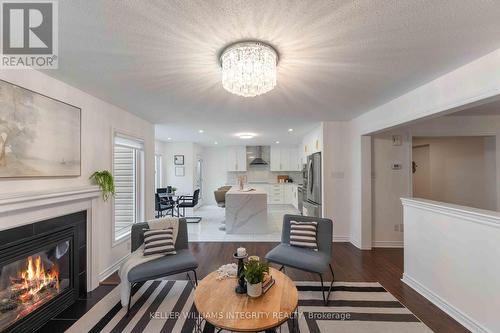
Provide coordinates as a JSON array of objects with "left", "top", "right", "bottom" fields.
[{"left": 220, "top": 41, "right": 278, "bottom": 97}]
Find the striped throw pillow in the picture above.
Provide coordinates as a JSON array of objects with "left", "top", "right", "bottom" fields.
[
  {"left": 143, "top": 228, "right": 176, "bottom": 256},
  {"left": 289, "top": 221, "right": 318, "bottom": 251}
]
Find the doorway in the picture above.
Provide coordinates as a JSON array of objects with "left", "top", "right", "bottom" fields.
[
  {"left": 411, "top": 136, "right": 497, "bottom": 210},
  {"left": 196, "top": 158, "right": 203, "bottom": 200},
  {"left": 412, "top": 144, "right": 431, "bottom": 198}
]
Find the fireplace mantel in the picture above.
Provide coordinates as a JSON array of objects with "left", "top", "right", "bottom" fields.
[
  {"left": 0, "top": 186, "right": 101, "bottom": 215},
  {"left": 0, "top": 186, "right": 102, "bottom": 292}
]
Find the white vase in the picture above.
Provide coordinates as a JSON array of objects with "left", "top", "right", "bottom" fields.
[{"left": 246, "top": 282, "right": 262, "bottom": 298}]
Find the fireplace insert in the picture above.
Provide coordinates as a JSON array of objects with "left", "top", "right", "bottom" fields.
[{"left": 0, "top": 211, "right": 86, "bottom": 333}]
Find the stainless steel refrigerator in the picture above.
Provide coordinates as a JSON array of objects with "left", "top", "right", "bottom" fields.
[{"left": 303, "top": 152, "right": 322, "bottom": 217}]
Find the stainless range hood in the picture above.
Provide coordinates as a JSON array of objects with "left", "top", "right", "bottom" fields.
[{"left": 248, "top": 146, "right": 269, "bottom": 166}]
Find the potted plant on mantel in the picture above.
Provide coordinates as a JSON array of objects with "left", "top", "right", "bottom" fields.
[
  {"left": 89, "top": 170, "right": 115, "bottom": 201},
  {"left": 243, "top": 259, "right": 269, "bottom": 298}
]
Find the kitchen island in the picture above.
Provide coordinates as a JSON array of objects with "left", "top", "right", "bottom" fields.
[{"left": 225, "top": 187, "right": 269, "bottom": 234}]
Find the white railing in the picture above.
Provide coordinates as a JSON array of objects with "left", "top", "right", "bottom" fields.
[{"left": 401, "top": 198, "right": 500, "bottom": 333}]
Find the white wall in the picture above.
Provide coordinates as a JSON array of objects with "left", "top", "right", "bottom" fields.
[
  {"left": 409, "top": 115, "right": 500, "bottom": 211},
  {"left": 202, "top": 147, "right": 229, "bottom": 205},
  {"left": 158, "top": 141, "right": 195, "bottom": 195},
  {"left": 412, "top": 136, "right": 496, "bottom": 210},
  {"left": 322, "top": 122, "right": 350, "bottom": 241},
  {"left": 371, "top": 116, "right": 500, "bottom": 248},
  {"left": 484, "top": 136, "right": 497, "bottom": 209},
  {"left": 155, "top": 140, "right": 168, "bottom": 187},
  {"left": 301, "top": 124, "right": 323, "bottom": 164},
  {"left": 350, "top": 48, "right": 500, "bottom": 332},
  {"left": 297, "top": 122, "right": 352, "bottom": 242},
  {"left": 0, "top": 69, "right": 155, "bottom": 284},
  {"left": 371, "top": 132, "right": 411, "bottom": 247},
  {"left": 402, "top": 198, "right": 500, "bottom": 333},
  {"left": 346, "top": 48, "right": 500, "bottom": 249}
]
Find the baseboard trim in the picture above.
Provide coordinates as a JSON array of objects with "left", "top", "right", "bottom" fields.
[
  {"left": 402, "top": 273, "right": 490, "bottom": 333},
  {"left": 349, "top": 237, "right": 372, "bottom": 250},
  {"left": 372, "top": 240, "right": 404, "bottom": 248},
  {"left": 99, "top": 253, "right": 131, "bottom": 282},
  {"left": 350, "top": 237, "right": 361, "bottom": 249},
  {"left": 333, "top": 235, "right": 350, "bottom": 242}
]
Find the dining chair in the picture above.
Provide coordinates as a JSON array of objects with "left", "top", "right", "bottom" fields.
[
  {"left": 155, "top": 193, "right": 174, "bottom": 217},
  {"left": 176, "top": 189, "right": 202, "bottom": 223}
]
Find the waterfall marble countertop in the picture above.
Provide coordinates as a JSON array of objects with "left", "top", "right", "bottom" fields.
[{"left": 225, "top": 187, "right": 269, "bottom": 234}]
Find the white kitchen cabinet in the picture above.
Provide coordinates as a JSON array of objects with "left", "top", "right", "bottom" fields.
[
  {"left": 291, "top": 184, "right": 299, "bottom": 209},
  {"left": 270, "top": 145, "right": 300, "bottom": 171},
  {"left": 269, "top": 184, "right": 283, "bottom": 204},
  {"left": 289, "top": 147, "right": 301, "bottom": 171},
  {"left": 281, "top": 148, "right": 291, "bottom": 171},
  {"left": 270, "top": 146, "right": 281, "bottom": 171},
  {"left": 226, "top": 146, "right": 247, "bottom": 172},
  {"left": 253, "top": 183, "right": 299, "bottom": 206},
  {"left": 284, "top": 184, "right": 293, "bottom": 205},
  {"left": 237, "top": 146, "right": 247, "bottom": 171}
]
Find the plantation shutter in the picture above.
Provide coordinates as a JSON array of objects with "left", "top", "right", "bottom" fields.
[{"left": 113, "top": 134, "right": 144, "bottom": 240}]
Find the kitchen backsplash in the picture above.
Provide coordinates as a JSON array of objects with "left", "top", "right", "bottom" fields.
[{"left": 227, "top": 167, "right": 302, "bottom": 184}]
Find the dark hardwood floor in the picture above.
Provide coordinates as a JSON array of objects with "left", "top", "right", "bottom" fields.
[{"left": 103, "top": 242, "right": 468, "bottom": 333}]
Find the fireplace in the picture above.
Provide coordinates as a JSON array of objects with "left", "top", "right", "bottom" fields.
[{"left": 0, "top": 211, "right": 86, "bottom": 333}]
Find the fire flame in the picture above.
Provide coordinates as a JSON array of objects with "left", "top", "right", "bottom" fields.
[{"left": 18, "top": 256, "right": 59, "bottom": 302}]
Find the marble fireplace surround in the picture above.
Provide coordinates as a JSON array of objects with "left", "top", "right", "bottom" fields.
[{"left": 0, "top": 186, "right": 101, "bottom": 291}]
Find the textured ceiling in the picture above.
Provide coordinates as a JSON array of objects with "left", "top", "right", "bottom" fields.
[{"left": 44, "top": 0, "right": 500, "bottom": 145}]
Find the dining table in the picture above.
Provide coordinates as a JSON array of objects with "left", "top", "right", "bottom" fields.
[{"left": 157, "top": 192, "right": 189, "bottom": 216}]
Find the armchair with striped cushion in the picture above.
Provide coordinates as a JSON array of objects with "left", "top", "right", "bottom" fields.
[{"left": 265, "top": 214, "right": 334, "bottom": 305}]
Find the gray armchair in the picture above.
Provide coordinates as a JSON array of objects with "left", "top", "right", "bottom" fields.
[
  {"left": 214, "top": 189, "right": 226, "bottom": 208},
  {"left": 214, "top": 186, "right": 231, "bottom": 207},
  {"left": 126, "top": 218, "right": 198, "bottom": 315},
  {"left": 265, "top": 214, "right": 334, "bottom": 305}
]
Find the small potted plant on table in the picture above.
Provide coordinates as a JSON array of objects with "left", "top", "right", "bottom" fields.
[{"left": 243, "top": 259, "right": 269, "bottom": 298}]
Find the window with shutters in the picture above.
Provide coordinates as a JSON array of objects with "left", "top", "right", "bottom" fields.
[{"left": 113, "top": 134, "right": 145, "bottom": 242}]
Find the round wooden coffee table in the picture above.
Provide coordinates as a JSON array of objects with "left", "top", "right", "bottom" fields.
[{"left": 194, "top": 267, "right": 298, "bottom": 332}]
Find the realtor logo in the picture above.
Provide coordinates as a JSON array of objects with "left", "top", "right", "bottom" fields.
[{"left": 1, "top": 1, "right": 58, "bottom": 68}]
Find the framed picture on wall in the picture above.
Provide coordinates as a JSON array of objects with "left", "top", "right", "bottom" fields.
[
  {"left": 174, "top": 155, "right": 184, "bottom": 165},
  {"left": 0, "top": 79, "right": 81, "bottom": 178},
  {"left": 175, "top": 166, "right": 185, "bottom": 177}
]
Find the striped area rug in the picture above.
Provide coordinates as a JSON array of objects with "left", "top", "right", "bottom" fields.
[{"left": 67, "top": 280, "right": 433, "bottom": 333}]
